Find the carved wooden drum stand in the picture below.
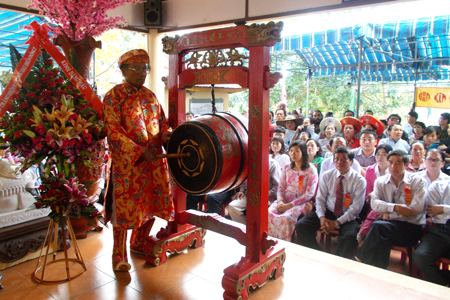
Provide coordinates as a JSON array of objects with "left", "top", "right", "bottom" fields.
[{"left": 143, "top": 22, "right": 285, "bottom": 300}]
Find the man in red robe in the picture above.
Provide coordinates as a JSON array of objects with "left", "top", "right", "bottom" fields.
[{"left": 103, "top": 49, "right": 175, "bottom": 271}]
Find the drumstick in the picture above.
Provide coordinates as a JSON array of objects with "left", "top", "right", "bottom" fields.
[{"left": 156, "top": 153, "right": 191, "bottom": 159}]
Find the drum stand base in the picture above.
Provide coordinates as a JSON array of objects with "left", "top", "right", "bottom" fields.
[
  {"left": 222, "top": 245, "right": 286, "bottom": 300},
  {"left": 143, "top": 225, "right": 206, "bottom": 266}
]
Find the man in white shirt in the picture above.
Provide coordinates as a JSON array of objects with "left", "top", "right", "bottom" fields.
[
  {"left": 412, "top": 179, "right": 450, "bottom": 286},
  {"left": 295, "top": 147, "right": 366, "bottom": 258},
  {"left": 227, "top": 157, "right": 281, "bottom": 224},
  {"left": 403, "top": 111, "right": 418, "bottom": 138},
  {"left": 354, "top": 150, "right": 427, "bottom": 268}
]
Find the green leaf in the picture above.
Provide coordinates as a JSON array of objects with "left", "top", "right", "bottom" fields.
[
  {"left": 80, "top": 150, "right": 93, "bottom": 158},
  {"left": 67, "top": 49, "right": 81, "bottom": 76},
  {"left": 23, "top": 130, "right": 36, "bottom": 138},
  {"left": 61, "top": 94, "right": 68, "bottom": 108},
  {"left": 9, "top": 44, "right": 22, "bottom": 72}
]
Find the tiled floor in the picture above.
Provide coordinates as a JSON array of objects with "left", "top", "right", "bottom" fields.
[{"left": 0, "top": 217, "right": 449, "bottom": 300}]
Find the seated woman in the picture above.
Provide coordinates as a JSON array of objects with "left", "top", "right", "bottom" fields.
[
  {"left": 409, "top": 121, "right": 426, "bottom": 145},
  {"left": 406, "top": 141, "right": 426, "bottom": 173},
  {"left": 318, "top": 117, "right": 341, "bottom": 153},
  {"left": 378, "top": 122, "right": 411, "bottom": 153},
  {"left": 270, "top": 136, "right": 291, "bottom": 169},
  {"left": 299, "top": 131, "right": 311, "bottom": 143},
  {"left": 268, "top": 140, "right": 318, "bottom": 241},
  {"left": 416, "top": 149, "right": 449, "bottom": 184},
  {"left": 340, "top": 116, "right": 362, "bottom": 149},
  {"left": 357, "top": 144, "right": 393, "bottom": 243},
  {"left": 360, "top": 115, "right": 384, "bottom": 143},
  {"left": 423, "top": 126, "right": 439, "bottom": 150},
  {"left": 306, "top": 139, "right": 324, "bottom": 175}
]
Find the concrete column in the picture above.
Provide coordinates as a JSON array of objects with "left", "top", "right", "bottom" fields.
[{"left": 147, "top": 28, "right": 168, "bottom": 110}]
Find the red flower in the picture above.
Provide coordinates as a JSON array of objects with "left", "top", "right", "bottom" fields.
[
  {"left": 41, "top": 115, "right": 48, "bottom": 121},
  {"left": 51, "top": 181, "right": 62, "bottom": 189},
  {"left": 47, "top": 81, "right": 56, "bottom": 88},
  {"left": 56, "top": 77, "right": 65, "bottom": 85},
  {"left": 35, "top": 202, "right": 43, "bottom": 208},
  {"left": 45, "top": 71, "right": 55, "bottom": 78},
  {"left": 47, "top": 189, "right": 57, "bottom": 197},
  {"left": 19, "top": 102, "right": 29, "bottom": 109},
  {"left": 32, "top": 84, "right": 42, "bottom": 89},
  {"left": 39, "top": 68, "right": 45, "bottom": 74},
  {"left": 90, "top": 212, "right": 98, "bottom": 217},
  {"left": 50, "top": 204, "right": 56, "bottom": 211},
  {"left": 45, "top": 134, "right": 53, "bottom": 142},
  {"left": 14, "top": 130, "right": 23, "bottom": 138},
  {"left": 13, "top": 114, "right": 23, "bottom": 122},
  {"left": 13, "top": 94, "right": 20, "bottom": 100},
  {"left": 57, "top": 191, "right": 65, "bottom": 198},
  {"left": 25, "top": 118, "right": 34, "bottom": 126},
  {"left": 1, "top": 121, "right": 8, "bottom": 128},
  {"left": 44, "top": 59, "right": 53, "bottom": 65},
  {"left": 26, "top": 92, "right": 36, "bottom": 98},
  {"left": 22, "top": 82, "right": 29, "bottom": 88},
  {"left": 3, "top": 136, "right": 9, "bottom": 142},
  {"left": 35, "top": 124, "right": 46, "bottom": 135}
]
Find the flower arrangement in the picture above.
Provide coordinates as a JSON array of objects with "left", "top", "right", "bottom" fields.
[
  {"left": 0, "top": 49, "right": 106, "bottom": 225},
  {"left": 28, "top": 0, "right": 145, "bottom": 41}
]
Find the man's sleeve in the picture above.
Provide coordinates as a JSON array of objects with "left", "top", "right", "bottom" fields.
[{"left": 315, "top": 171, "right": 329, "bottom": 218}]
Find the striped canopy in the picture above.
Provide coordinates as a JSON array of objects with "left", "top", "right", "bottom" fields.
[
  {"left": 0, "top": 10, "right": 47, "bottom": 71},
  {"left": 272, "top": 15, "right": 450, "bottom": 82}
]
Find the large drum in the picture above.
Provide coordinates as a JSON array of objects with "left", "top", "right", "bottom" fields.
[{"left": 167, "top": 112, "right": 248, "bottom": 195}]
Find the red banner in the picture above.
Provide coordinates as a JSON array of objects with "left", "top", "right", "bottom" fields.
[{"left": 0, "top": 21, "right": 102, "bottom": 120}]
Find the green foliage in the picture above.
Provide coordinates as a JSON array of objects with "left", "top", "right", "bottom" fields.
[
  {"left": 229, "top": 51, "right": 416, "bottom": 119},
  {"left": 9, "top": 44, "right": 22, "bottom": 72},
  {"left": 0, "top": 70, "right": 12, "bottom": 89}
]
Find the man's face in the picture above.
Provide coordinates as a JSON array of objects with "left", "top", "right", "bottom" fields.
[
  {"left": 303, "top": 118, "right": 311, "bottom": 126},
  {"left": 334, "top": 152, "right": 353, "bottom": 174},
  {"left": 360, "top": 133, "right": 376, "bottom": 152},
  {"left": 439, "top": 116, "right": 449, "bottom": 127},
  {"left": 275, "top": 110, "right": 285, "bottom": 121},
  {"left": 364, "top": 124, "right": 376, "bottom": 132},
  {"left": 344, "top": 111, "right": 354, "bottom": 117},
  {"left": 407, "top": 115, "right": 416, "bottom": 124},
  {"left": 313, "top": 111, "right": 322, "bottom": 121},
  {"left": 365, "top": 111, "right": 373, "bottom": 116},
  {"left": 186, "top": 114, "right": 194, "bottom": 121},
  {"left": 122, "top": 62, "right": 148, "bottom": 88},
  {"left": 285, "top": 120, "right": 297, "bottom": 130},
  {"left": 331, "top": 137, "right": 347, "bottom": 152},
  {"left": 388, "top": 155, "right": 406, "bottom": 177}
]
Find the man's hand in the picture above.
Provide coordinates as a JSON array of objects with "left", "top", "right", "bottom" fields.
[
  {"left": 394, "top": 204, "right": 419, "bottom": 218},
  {"left": 365, "top": 193, "right": 372, "bottom": 204},
  {"left": 162, "top": 132, "right": 172, "bottom": 143},
  {"left": 377, "top": 212, "right": 390, "bottom": 220},
  {"left": 427, "top": 205, "right": 445, "bottom": 216},
  {"left": 320, "top": 218, "right": 337, "bottom": 234},
  {"left": 141, "top": 149, "right": 157, "bottom": 163}
]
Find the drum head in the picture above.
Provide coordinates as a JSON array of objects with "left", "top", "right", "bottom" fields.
[{"left": 167, "top": 121, "right": 223, "bottom": 194}]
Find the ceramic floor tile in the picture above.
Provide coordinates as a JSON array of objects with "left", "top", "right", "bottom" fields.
[
  {"left": 0, "top": 280, "right": 55, "bottom": 300},
  {"left": 0, "top": 266, "right": 34, "bottom": 291},
  {"left": 35, "top": 264, "right": 115, "bottom": 300},
  {"left": 71, "top": 280, "right": 153, "bottom": 300},
  {"left": 127, "top": 262, "right": 195, "bottom": 299},
  {"left": 86, "top": 250, "right": 148, "bottom": 278},
  {"left": 156, "top": 276, "right": 225, "bottom": 300},
  {"left": 165, "top": 246, "right": 225, "bottom": 276}
]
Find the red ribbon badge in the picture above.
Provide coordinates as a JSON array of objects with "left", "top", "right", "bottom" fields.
[
  {"left": 344, "top": 194, "right": 351, "bottom": 208},
  {"left": 404, "top": 186, "right": 412, "bottom": 205},
  {"left": 298, "top": 175, "right": 304, "bottom": 190}
]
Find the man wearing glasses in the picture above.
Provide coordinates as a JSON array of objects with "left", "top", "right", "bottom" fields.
[
  {"left": 103, "top": 49, "right": 174, "bottom": 271},
  {"left": 354, "top": 150, "right": 427, "bottom": 268}
]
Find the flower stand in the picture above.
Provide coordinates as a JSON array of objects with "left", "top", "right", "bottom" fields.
[{"left": 34, "top": 217, "right": 86, "bottom": 283}]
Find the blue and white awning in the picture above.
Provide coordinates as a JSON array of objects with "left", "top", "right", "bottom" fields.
[{"left": 272, "top": 15, "right": 450, "bottom": 82}]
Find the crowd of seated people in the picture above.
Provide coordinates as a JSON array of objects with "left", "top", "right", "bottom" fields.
[{"left": 184, "top": 106, "right": 450, "bottom": 287}]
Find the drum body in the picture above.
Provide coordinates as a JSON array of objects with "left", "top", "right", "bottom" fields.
[{"left": 167, "top": 112, "right": 248, "bottom": 195}]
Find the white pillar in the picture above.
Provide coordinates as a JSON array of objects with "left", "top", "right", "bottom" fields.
[{"left": 147, "top": 29, "right": 167, "bottom": 109}]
